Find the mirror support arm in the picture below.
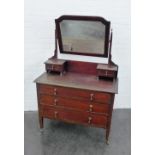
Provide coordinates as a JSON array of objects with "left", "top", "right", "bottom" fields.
[
  {"left": 108, "top": 30, "right": 113, "bottom": 65},
  {"left": 108, "top": 29, "right": 117, "bottom": 66},
  {"left": 52, "top": 29, "right": 58, "bottom": 59},
  {"left": 108, "top": 30, "right": 118, "bottom": 77}
]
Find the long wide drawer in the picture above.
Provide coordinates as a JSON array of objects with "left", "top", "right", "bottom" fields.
[
  {"left": 39, "top": 95, "right": 110, "bottom": 115},
  {"left": 40, "top": 105, "right": 107, "bottom": 128},
  {"left": 38, "top": 84, "right": 111, "bottom": 104}
]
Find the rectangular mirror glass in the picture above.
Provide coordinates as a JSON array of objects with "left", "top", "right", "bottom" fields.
[{"left": 60, "top": 20, "right": 106, "bottom": 55}]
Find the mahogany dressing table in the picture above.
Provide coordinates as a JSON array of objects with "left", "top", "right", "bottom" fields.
[{"left": 34, "top": 15, "right": 118, "bottom": 144}]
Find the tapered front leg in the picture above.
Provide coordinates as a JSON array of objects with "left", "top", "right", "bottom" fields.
[
  {"left": 105, "top": 115, "right": 112, "bottom": 145},
  {"left": 105, "top": 94, "right": 115, "bottom": 145},
  {"left": 36, "top": 84, "right": 44, "bottom": 129},
  {"left": 106, "top": 128, "right": 110, "bottom": 145},
  {"left": 39, "top": 116, "right": 44, "bottom": 129}
]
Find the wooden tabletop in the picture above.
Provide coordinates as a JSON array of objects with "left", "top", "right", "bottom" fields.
[{"left": 34, "top": 72, "right": 118, "bottom": 94}]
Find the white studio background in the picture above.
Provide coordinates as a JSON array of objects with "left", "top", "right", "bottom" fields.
[{"left": 24, "top": 0, "right": 130, "bottom": 111}]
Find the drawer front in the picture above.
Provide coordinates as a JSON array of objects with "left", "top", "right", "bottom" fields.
[
  {"left": 98, "top": 70, "right": 115, "bottom": 78},
  {"left": 39, "top": 95, "right": 110, "bottom": 114},
  {"left": 40, "top": 105, "right": 107, "bottom": 128},
  {"left": 46, "top": 64, "right": 63, "bottom": 72},
  {"left": 38, "top": 84, "right": 111, "bottom": 104}
]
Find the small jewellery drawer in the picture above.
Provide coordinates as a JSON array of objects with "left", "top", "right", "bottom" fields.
[
  {"left": 40, "top": 105, "right": 107, "bottom": 128},
  {"left": 46, "top": 64, "right": 63, "bottom": 72},
  {"left": 98, "top": 70, "right": 115, "bottom": 78},
  {"left": 45, "top": 58, "right": 66, "bottom": 74},
  {"left": 96, "top": 63, "right": 118, "bottom": 79},
  {"left": 38, "top": 84, "right": 111, "bottom": 104},
  {"left": 39, "top": 95, "right": 110, "bottom": 114}
]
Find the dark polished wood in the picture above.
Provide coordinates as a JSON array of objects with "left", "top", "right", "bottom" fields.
[
  {"left": 45, "top": 59, "right": 67, "bottom": 75},
  {"left": 55, "top": 15, "right": 110, "bottom": 57},
  {"left": 97, "top": 63, "right": 118, "bottom": 79},
  {"left": 35, "top": 72, "right": 118, "bottom": 94},
  {"left": 40, "top": 104, "right": 107, "bottom": 128},
  {"left": 39, "top": 95, "right": 110, "bottom": 115},
  {"left": 34, "top": 15, "right": 118, "bottom": 144},
  {"left": 38, "top": 84, "right": 112, "bottom": 103},
  {"left": 67, "top": 60, "right": 97, "bottom": 75},
  {"left": 35, "top": 72, "right": 118, "bottom": 143}
]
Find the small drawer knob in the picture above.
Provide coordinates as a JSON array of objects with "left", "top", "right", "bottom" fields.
[
  {"left": 88, "top": 117, "right": 92, "bottom": 124},
  {"left": 105, "top": 71, "right": 108, "bottom": 76},
  {"left": 54, "top": 99, "right": 58, "bottom": 106},
  {"left": 89, "top": 105, "right": 93, "bottom": 112},
  {"left": 54, "top": 111, "right": 58, "bottom": 118},
  {"left": 90, "top": 93, "right": 94, "bottom": 101},
  {"left": 51, "top": 65, "right": 54, "bottom": 70},
  {"left": 54, "top": 88, "right": 57, "bottom": 95}
]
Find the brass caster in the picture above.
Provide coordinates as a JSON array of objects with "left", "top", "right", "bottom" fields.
[
  {"left": 40, "top": 128, "right": 44, "bottom": 133},
  {"left": 106, "top": 140, "right": 109, "bottom": 145}
]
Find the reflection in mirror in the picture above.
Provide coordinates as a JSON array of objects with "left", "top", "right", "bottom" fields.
[{"left": 60, "top": 20, "right": 106, "bottom": 55}]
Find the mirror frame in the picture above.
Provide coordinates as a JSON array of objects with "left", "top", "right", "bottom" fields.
[{"left": 55, "top": 15, "right": 111, "bottom": 57}]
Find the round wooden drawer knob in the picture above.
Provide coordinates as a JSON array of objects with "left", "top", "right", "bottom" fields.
[
  {"left": 89, "top": 105, "right": 93, "bottom": 112},
  {"left": 88, "top": 117, "right": 92, "bottom": 124},
  {"left": 90, "top": 93, "right": 94, "bottom": 101},
  {"left": 51, "top": 65, "right": 54, "bottom": 70},
  {"left": 105, "top": 71, "right": 108, "bottom": 76},
  {"left": 54, "top": 111, "right": 58, "bottom": 118},
  {"left": 54, "top": 99, "right": 58, "bottom": 106},
  {"left": 54, "top": 88, "right": 57, "bottom": 95}
]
